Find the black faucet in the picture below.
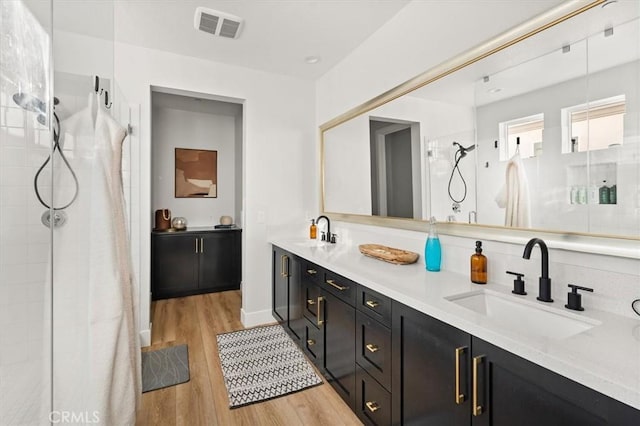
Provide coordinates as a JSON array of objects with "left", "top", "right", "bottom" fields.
[
  {"left": 316, "top": 215, "right": 332, "bottom": 243},
  {"left": 522, "top": 238, "right": 553, "bottom": 302}
]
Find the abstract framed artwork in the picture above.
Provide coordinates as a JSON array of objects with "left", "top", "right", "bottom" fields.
[{"left": 175, "top": 148, "right": 218, "bottom": 198}]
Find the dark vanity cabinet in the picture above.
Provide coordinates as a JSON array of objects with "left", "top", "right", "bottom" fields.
[
  {"left": 273, "top": 247, "right": 304, "bottom": 344},
  {"left": 321, "top": 270, "right": 357, "bottom": 409},
  {"left": 271, "top": 246, "right": 640, "bottom": 425},
  {"left": 151, "top": 228, "right": 241, "bottom": 300},
  {"left": 355, "top": 286, "right": 392, "bottom": 425},
  {"left": 392, "top": 301, "right": 640, "bottom": 426},
  {"left": 392, "top": 301, "right": 470, "bottom": 426}
]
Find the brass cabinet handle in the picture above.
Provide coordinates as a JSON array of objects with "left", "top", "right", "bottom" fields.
[
  {"left": 306, "top": 298, "right": 316, "bottom": 306},
  {"left": 326, "top": 279, "right": 348, "bottom": 291},
  {"left": 195, "top": 238, "right": 199, "bottom": 253},
  {"left": 473, "top": 355, "right": 485, "bottom": 416},
  {"left": 200, "top": 237, "right": 204, "bottom": 253},
  {"left": 280, "top": 255, "right": 285, "bottom": 277},
  {"left": 365, "top": 300, "right": 379, "bottom": 308},
  {"left": 307, "top": 269, "right": 317, "bottom": 275},
  {"left": 365, "top": 401, "right": 379, "bottom": 413},
  {"left": 455, "top": 346, "right": 467, "bottom": 404},
  {"left": 284, "top": 255, "right": 289, "bottom": 277},
  {"left": 317, "top": 296, "right": 324, "bottom": 326},
  {"left": 365, "top": 343, "right": 379, "bottom": 353},
  {"left": 307, "top": 339, "right": 315, "bottom": 346}
]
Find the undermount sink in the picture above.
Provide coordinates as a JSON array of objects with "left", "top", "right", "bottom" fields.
[
  {"left": 292, "top": 240, "right": 336, "bottom": 250},
  {"left": 445, "top": 289, "right": 601, "bottom": 340}
]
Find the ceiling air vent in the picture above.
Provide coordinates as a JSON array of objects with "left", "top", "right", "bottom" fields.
[{"left": 194, "top": 7, "right": 243, "bottom": 39}]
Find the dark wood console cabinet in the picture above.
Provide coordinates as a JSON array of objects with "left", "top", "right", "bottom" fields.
[{"left": 152, "top": 228, "right": 241, "bottom": 300}]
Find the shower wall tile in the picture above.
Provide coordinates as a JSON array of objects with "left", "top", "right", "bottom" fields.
[
  {"left": 0, "top": 146, "right": 26, "bottom": 167},
  {"left": 0, "top": 205, "right": 29, "bottom": 225},
  {"left": 0, "top": 167, "right": 30, "bottom": 187},
  {"left": 0, "top": 106, "right": 25, "bottom": 128},
  {"left": 0, "top": 264, "right": 29, "bottom": 287},
  {"left": 0, "top": 185, "right": 27, "bottom": 206},
  {"left": 0, "top": 127, "right": 26, "bottom": 146},
  {"left": 27, "top": 243, "right": 49, "bottom": 264},
  {"left": 0, "top": 243, "right": 28, "bottom": 265}
]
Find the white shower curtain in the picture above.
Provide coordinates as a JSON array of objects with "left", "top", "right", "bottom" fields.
[{"left": 51, "top": 93, "right": 140, "bottom": 425}]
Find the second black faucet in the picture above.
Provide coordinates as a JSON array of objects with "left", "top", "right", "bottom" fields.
[{"left": 522, "top": 238, "right": 553, "bottom": 302}]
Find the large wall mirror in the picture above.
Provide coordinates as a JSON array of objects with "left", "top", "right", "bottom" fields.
[{"left": 322, "top": 0, "right": 639, "bottom": 252}]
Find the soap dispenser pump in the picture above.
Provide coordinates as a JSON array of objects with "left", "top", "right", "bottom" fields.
[{"left": 470, "top": 241, "right": 487, "bottom": 284}]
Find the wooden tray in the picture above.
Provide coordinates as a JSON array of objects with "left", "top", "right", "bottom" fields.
[{"left": 358, "top": 244, "right": 419, "bottom": 265}]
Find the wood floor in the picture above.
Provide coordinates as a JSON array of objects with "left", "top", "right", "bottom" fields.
[{"left": 136, "top": 291, "right": 362, "bottom": 426}]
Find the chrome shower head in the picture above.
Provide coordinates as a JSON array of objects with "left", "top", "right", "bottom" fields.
[
  {"left": 12, "top": 92, "right": 46, "bottom": 114},
  {"left": 453, "top": 142, "right": 476, "bottom": 158}
]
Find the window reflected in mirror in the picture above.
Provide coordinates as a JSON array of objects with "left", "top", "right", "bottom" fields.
[
  {"left": 561, "top": 95, "right": 625, "bottom": 153},
  {"left": 498, "top": 113, "right": 544, "bottom": 160}
]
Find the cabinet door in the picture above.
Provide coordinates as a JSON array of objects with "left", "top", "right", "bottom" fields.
[
  {"left": 151, "top": 234, "right": 199, "bottom": 300},
  {"left": 272, "top": 247, "right": 289, "bottom": 323},
  {"left": 392, "top": 301, "right": 470, "bottom": 426},
  {"left": 287, "top": 256, "right": 304, "bottom": 342},
  {"left": 323, "top": 291, "right": 356, "bottom": 409},
  {"left": 471, "top": 337, "right": 640, "bottom": 426},
  {"left": 199, "top": 231, "right": 240, "bottom": 291}
]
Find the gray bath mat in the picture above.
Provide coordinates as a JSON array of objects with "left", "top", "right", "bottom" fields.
[
  {"left": 216, "top": 324, "right": 323, "bottom": 408},
  {"left": 142, "top": 344, "right": 190, "bottom": 392}
]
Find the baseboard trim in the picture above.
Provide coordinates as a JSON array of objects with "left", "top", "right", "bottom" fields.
[
  {"left": 140, "top": 327, "right": 151, "bottom": 348},
  {"left": 241, "top": 308, "right": 276, "bottom": 328}
]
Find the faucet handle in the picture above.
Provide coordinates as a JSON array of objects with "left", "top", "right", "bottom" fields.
[
  {"left": 506, "top": 271, "right": 526, "bottom": 295},
  {"left": 321, "top": 231, "right": 326, "bottom": 242},
  {"left": 565, "top": 284, "right": 593, "bottom": 311},
  {"left": 330, "top": 233, "right": 337, "bottom": 244}
]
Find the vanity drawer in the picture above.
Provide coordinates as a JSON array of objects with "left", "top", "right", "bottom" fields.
[
  {"left": 301, "top": 260, "right": 322, "bottom": 284},
  {"left": 303, "top": 280, "right": 322, "bottom": 324},
  {"left": 356, "top": 311, "right": 391, "bottom": 391},
  {"left": 304, "top": 318, "right": 323, "bottom": 367},
  {"left": 357, "top": 286, "right": 391, "bottom": 326},
  {"left": 355, "top": 366, "right": 391, "bottom": 426},
  {"left": 323, "top": 270, "right": 357, "bottom": 306}
]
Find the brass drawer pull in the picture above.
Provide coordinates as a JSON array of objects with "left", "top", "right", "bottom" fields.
[
  {"left": 365, "top": 401, "right": 379, "bottom": 413},
  {"left": 326, "top": 279, "right": 348, "bottom": 291},
  {"left": 365, "top": 343, "right": 379, "bottom": 353},
  {"left": 317, "top": 296, "right": 324, "bottom": 326},
  {"left": 306, "top": 299, "right": 316, "bottom": 306},
  {"left": 455, "top": 346, "right": 467, "bottom": 404},
  {"left": 195, "top": 238, "right": 199, "bottom": 253},
  {"left": 280, "top": 255, "right": 286, "bottom": 277},
  {"left": 307, "top": 339, "right": 315, "bottom": 346},
  {"left": 473, "top": 355, "right": 485, "bottom": 416},
  {"left": 365, "top": 300, "right": 379, "bottom": 308},
  {"left": 307, "top": 269, "right": 317, "bottom": 275},
  {"left": 200, "top": 237, "right": 204, "bottom": 253}
]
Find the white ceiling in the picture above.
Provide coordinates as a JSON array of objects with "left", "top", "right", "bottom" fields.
[
  {"left": 25, "top": 0, "right": 410, "bottom": 80},
  {"left": 113, "top": 0, "right": 411, "bottom": 80}
]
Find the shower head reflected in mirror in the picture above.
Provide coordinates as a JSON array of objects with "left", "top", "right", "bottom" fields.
[
  {"left": 12, "top": 92, "right": 46, "bottom": 113},
  {"left": 453, "top": 141, "right": 476, "bottom": 158},
  {"left": 12, "top": 93, "right": 59, "bottom": 126}
]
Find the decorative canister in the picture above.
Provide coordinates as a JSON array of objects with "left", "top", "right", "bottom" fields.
[
  {"left": 172, "top": 217, "right": 187, "bottom": 231},
  {"left": 220, "top": 215, "right": 233, "bottom": 225},
  {"left": 154, "top": 209, "right": 171, "bottom": 231}
]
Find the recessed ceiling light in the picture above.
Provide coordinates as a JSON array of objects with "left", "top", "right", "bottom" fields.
[
  {"left": 305, "top": 56, "right": 321, "bottom": 64},
  {"left": 488, "top": 88, "right": 502, "bottom": 94}
]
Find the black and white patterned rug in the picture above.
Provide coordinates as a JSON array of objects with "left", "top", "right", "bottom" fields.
[
  {"left": 216, "top": 324, "right": 323, "bottom": 408},
  {"left": 142, "top": 344, "right": 190, "bottom": 392}
]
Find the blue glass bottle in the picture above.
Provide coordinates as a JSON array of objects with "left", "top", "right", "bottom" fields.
[{"left": 425, "top": 217, "right": 441, "bottom": 271}]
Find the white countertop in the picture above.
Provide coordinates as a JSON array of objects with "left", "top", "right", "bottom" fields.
[{"left": 271, "top": 237, "right": 640, "bottom": 410}]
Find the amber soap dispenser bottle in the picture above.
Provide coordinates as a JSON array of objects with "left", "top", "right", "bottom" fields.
[
  {"left": 309, "top": 219, "right": 317, "bottom": 239},
  {"left": 471, "top": 240, "right": 487, "bottom": 284}
]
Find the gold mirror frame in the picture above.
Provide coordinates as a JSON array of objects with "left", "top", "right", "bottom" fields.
[{"left": 319, "top": 0, "right": 640, "bottom": 259}]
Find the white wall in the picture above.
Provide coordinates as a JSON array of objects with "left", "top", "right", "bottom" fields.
[
  {"left": 115, "top": 42, "right": 316, "bottom": 337},
  {"left": 315, "top": 0, "right": 639, "bottom": 319},
  {"left": 151, "top": 100, "right": 238, "bottom": 226}
]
